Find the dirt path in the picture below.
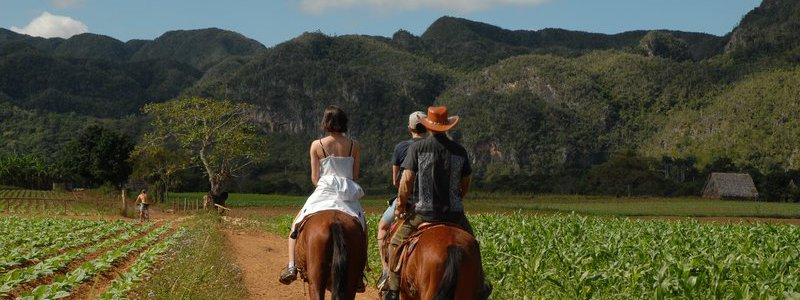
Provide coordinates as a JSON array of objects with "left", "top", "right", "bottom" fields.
[{"left": 223, "top": 229, "right": 380, "bottom": 300}]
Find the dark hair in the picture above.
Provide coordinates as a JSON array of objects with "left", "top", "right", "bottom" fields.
[
  {"left": 321, "top": 105, "right": 348, "bottom": 133},
  {"left": 413, "top": 123, "right": 427, "bottom": 134}
]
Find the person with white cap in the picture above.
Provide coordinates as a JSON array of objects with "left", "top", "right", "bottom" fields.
[{"left": 376, "top": 111, "right": 427, "bottom": 289}]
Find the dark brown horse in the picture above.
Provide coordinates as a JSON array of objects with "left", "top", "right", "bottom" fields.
[
  {"left": 389, "top": 224, "right": 486, "bottom": 300},
  {"left": 295, "top": 210, "right": 367, "bottom": 300}
]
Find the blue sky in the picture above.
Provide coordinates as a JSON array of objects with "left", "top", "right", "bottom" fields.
[{"left": 1, "top": 0, "right": 762, "bottom": 46}]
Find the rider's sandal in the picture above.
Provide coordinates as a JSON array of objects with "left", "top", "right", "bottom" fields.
[{"left": 278, "top": 266, "right": 297, "bottom": 285}]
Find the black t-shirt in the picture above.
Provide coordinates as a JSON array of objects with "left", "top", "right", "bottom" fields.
[
  {"left": 392, "top": 138, "right": 424, "bottom": 186},
  {"left": 401, "top": 133, "right": 472, "bottom": 220}
]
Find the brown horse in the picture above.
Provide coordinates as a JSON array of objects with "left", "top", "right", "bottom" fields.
[
  {"left": 390, "top": 224, "right": 486, "bottom": 300},
  {"left": 295, "top": 210, "right": 367, "bottom": 300}
]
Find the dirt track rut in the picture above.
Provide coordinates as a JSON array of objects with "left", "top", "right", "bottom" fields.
[{"left": 223, "top": 230, "right": 380, "bottom": 300}]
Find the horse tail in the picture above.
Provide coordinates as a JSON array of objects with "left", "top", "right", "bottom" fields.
[
  {"left": 330, "top": 223, "right": 348, "bottom": 300},
  {"left": 434, "top": 245, "right": 464, "bottom": 300}
]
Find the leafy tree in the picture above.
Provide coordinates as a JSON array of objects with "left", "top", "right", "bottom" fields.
[
  {"left": 140, "top": 97, "right": 265, "bottom": 196},
  {"left": 0, "top": 153, "right": 55, "bottom": 189},
  {"left": 61, "top": 124, "right": 134, "bottom": 187},
  {"left": 130, "top": 144, "right": 190, "bottom": 202},
  {"left": 585, "top": 153, "right": 668, "bottom": 196}
]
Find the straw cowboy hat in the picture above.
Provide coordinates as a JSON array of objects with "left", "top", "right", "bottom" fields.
[{"left": 419, "top": 106, "right": 459, "bottom": 132}]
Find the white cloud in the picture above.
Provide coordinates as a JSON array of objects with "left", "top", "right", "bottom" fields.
[
  {"left": 52, "top": 0, "right": 85, "bottom": 8},
  {"left": 10, "top": 12, "right": 88, "bottom": 39},
  {"left": 300, "top": 0, "right": 550, "bottom": 14}
]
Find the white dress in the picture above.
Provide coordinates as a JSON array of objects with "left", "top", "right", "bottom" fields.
[{"left": 294, "top": 154, "right": 366, "bottom": 230}]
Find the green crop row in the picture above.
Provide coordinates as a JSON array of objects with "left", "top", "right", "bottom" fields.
[
  {"left": 18, "top": 223, "right": 172, "bottom": 300},
  {"left": 0, "top": 224, "right": 106, "bottom": 273},
  {"left": 256, "top": 212, "right": 800, "bottom": 299},
  {"left": 0, "top": 217, "right": 99, "bottom": 248},
  {"left": 99, "top": 227, "right": 187, "bottom": 299},
  {"left": 0, "top": 190, "right": 67, "bottom": 199},
  {"left": 0, "top": 221, "right": 152, "bottom": 296},
  {"left": 473, "top": 213, "right": 800, "bottom": 299}
]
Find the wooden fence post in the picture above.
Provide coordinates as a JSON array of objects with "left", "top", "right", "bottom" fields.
[{"left": 121, "top": 188, "right": 128, "bottom": 216}]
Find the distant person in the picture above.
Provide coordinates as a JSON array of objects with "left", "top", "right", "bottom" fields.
[
  {"left": 135, "top": 189, "right": 151, "bottom": 222},
  {"left": 279, "top": 105, "right": 366, "bottom": 290},
  {"left": 376, "top": 111, "right": 427, "bottom": 289},
  {"left": 382, "top": 106, "right": 490, "bottom": 300}
]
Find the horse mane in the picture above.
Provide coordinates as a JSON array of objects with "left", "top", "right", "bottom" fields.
[
  {"left": 434, "top": 245, "right": 463, "bottom": 300},
  {"left": 330, "top": 223, "right": 348, "bottom": 300}
]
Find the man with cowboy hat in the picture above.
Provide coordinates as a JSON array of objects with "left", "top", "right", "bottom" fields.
[{"left": 382, "top": 106, "right": 490, "bottom": 300}]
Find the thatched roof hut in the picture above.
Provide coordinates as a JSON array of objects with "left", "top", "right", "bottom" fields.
[{"left": 702, "top": 173, "right": 759, "bottom": 199}]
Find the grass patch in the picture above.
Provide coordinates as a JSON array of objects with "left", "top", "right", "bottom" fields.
[
  {"left": 132, "top": 214, "right": 248, "bottom": 300},
  {"left": 169, "top": 192, "right": 800, "bottom": 218},
  {"left": 167, "top": 192, "right": 392, "bottom": 211},
  {"left": 467, "top": 194, "right": 800, "bottom": 217}
]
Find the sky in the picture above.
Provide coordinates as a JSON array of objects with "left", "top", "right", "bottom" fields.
[{"left": 1, "top": 0, "right": 762, "bottom": 46}]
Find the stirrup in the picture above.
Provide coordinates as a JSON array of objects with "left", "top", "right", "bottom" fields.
[
  {"left": 278, "top": 266, "right": 297, "bottom": 285},
  {"left": 381, "top": 290, "right": 399, "bottom": 300},
  {"left": 376, "top": 270, "right": 388, "bottom": 290}
]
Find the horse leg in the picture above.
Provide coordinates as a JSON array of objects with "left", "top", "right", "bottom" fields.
[
  {"left": 345, "top": 232, "right": 367, "bottom": 299},
  {"left": 305, "top": 248, "right": 328, "bottom": 300},
  {"left": 413, "top": 254, "right": 444, "bottom": 300},
  {"left": 306, "top": 282, "right": 326, "bottom": 300}
]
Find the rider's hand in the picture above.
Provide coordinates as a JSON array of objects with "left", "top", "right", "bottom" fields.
[
  {"left": 394, "top": 206, "right": 404, "bottom": 219},
  {"left": 394, "top": 206, "right": 405, "bottom": 219}
]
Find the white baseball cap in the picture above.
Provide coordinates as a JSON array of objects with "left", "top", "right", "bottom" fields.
[{"left": 408, "top": 111, "right": 427, "bottom": 129}]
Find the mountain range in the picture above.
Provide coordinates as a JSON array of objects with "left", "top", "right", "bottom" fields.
[{"left": 1, "top": 0, "right": 799, "bottom": 195}]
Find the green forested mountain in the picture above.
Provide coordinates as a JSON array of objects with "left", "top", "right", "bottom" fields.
[
  {"left": 128, "top": 28, "right": 265, "bottom": 70},
  {"left": 725, "top": 0, "right": 800, "bottom": 59},
  {"left": 1, "top": 0, "right": 799, "bottom": 197},
  {"left": 187, "top": 32, "right": 454, "bottom": 190},
  {"left": 391, "top": 16, "right": 726, "bottom": 70},
  {"left": 0, "top": 28, "right": 263, "bottom": 117}
]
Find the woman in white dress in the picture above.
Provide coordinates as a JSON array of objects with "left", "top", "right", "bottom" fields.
[{"left": 279, "top": 105, "right": 366, "bottom": 285}]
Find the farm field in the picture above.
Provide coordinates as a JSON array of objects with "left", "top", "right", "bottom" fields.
[
  {"left": 0, "top": 189, "right": 117, "bottom": 216},
  {"left": 5, "top": 190, "right": 800, "bottom": 299},
  {"left": 247, "top": 212, "right": 800, "bottom": 299},
  {"left": 0, "top": 216, "right": 187, "bottom": 299},
  {"left": 169, "top": 192, "right": 800, "bottom": 218}
]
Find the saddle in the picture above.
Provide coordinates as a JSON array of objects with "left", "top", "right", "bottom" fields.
[
  {"left": 290, "top": 212, "right": 318, "bottom": 239},
  {"left": 388, "top": 222, "right": 464, "bottom": 273}
]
